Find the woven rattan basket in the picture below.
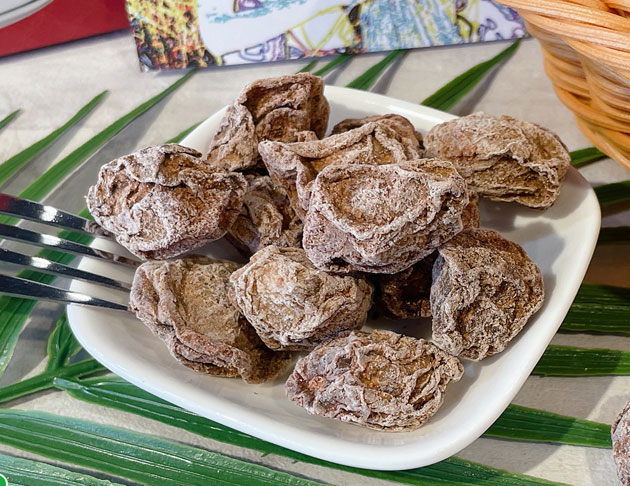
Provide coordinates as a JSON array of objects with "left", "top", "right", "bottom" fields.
[{"left": 497, "top": 0, "right": 630, "bottom": 169}]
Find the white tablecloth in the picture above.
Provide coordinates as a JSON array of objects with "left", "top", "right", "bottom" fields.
[{"left": 0, "top": 31, "right": 629, "bottom": 486}]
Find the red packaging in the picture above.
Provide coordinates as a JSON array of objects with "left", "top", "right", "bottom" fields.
[{"left": 0, "top": 0, "right": 130, "bottom": 58}]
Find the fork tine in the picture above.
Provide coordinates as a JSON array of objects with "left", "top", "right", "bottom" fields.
[
  {"left": 0, "top": 274, "right": 129, "bottom": 311},
  {"left": 0, "top": 193, "right": 112, "bottom": 240},
  {"left": 0, "top": 223, "right": 137, "bottom": 267},
  {"left": 0, "top": 248, "right": 131, "bottom": 291}
]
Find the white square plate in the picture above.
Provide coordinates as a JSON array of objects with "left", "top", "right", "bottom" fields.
[{"left": 68, "top": 86, "right": 601, "bottom": 470}]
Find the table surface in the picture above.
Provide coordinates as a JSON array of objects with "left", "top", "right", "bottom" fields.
[{"left": 0, "top": 31, "right": 629, "bottom": 486}]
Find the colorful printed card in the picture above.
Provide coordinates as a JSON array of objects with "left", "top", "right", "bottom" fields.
[{"left": 126, "top": 0, "right": 525, "bottom": 71}]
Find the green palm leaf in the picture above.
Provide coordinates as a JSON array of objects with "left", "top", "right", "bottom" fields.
[
  {"left": 0, "top": 409, "right": 325, "bottom": 486},
  {"left": 570, "top": 147, "right": 607, "bottom": 168},
  {"left": 0, "top": 93, "right": 106, "bottom": 186},
  {"left": 421, "top": 40, "right": 520, "bottom": 111},
  {"left": 46, "top": 313, "right": 82, "bottom": 372},
  {"left": 486, "top": 404, "right": 611, "bottom": 448},
  {"left": 0, "top": 452, "right": 123, "bottom": 486},
  {"left": 55, "top": 376, "right": 567, "bottom": 485},
  {"left": 166, "top": 120, "right": 203, "bottom": 144},
  {"left": 560, "top": 283, "right": 630, "bottom": 334},
  {"left": 0, "top": 303, "right": 105, "bottom": 405},
  {"left": 0, "top": 308, "right": 100, "bottom": 406},
  {"left": 57, "top": 375, "right": 612, "bottom": 449},
  {"left": 314, "top": 53, "right": 353, "bottom": 77},
  {"left": 346, "top": 50, "right": 406, "bottom": 91},
  {"left": 0, "top": 359, "right": 104, "bottom": 405},
  {"left": 404, "top": 457, "right": 567, "bottom": 485},
  {"left": 0, "top": 110, "right": 21, "bottom": 133},
  {"left": 298, "top": 60, "right": 318, "bottom": 73},
  {"left": 534, "top": 345, "right": 630, "bottom": 376},
  {"left": 595, "top": 180, "right": 630, "bottom": 207}
]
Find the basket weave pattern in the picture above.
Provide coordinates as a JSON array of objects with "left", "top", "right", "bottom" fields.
[{"left": 497, "top": 0, "right": 630, "bottom": 169}]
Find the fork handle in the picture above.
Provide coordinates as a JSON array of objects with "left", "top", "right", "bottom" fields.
[{"left": 0, "top": 274, "right": 129, "bottom": 311}]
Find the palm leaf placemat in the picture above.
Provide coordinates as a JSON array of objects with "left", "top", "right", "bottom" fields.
[{"left": 0, "top": 47, "right": 625, "bottom": 485}]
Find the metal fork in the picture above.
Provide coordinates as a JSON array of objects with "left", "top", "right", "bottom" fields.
[{"left": 0, "top": 193, "right": 135, "bottom": 312}]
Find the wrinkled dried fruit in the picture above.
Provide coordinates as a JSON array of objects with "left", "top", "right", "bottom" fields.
[
  {"left": 86, "top": 144, "right": 247, "bottom": 260},
  {"left": 377, "top": 192, "right": 479, "bottom": 319},
  {"left": 207, "top": 73, "right": 329, "bottom": 171},
  {"left": 228, "top": 246, "right": 373, "bottom": 350},
  {"left": 303, "top": 159, "right": 469, "bottom": 274},
  {"left": 295, "top": 130, "right": 319, "bottom": 142},
  {"left": 377, "top": 252, "right": 437, "bottom": 319},
  {"left": 259, "top": 119, "right": 423, "bottom": 218},
  {"left": 130, "top": 256, "right": 291, "bottom": 383},
  {"left": 227, "top": 174, "right": 302, "bottom": 255},
  {"left": 423, "top": 112, "right": 570, "bottom": 208},
  {"left": 613, "top": 400, "right": 630, "bottom": 486},
  {"left": 431, "top": 229, "right": 544, "bottom": 360},
  {"left": 461, "top": 191, "right": 480, "bottom": 229},
  {"left": 331, "top": 114, "right": 423, "bottom": 152},
  {"left": 285, "top": 329, "right": 463, "bottom": 431}
]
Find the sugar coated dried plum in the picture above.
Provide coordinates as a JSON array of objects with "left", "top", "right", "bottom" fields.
[
  {"left": 285, "top": 329, "right": 463, "bottom": 431},
  {"left": 377, "top": 192, "right": 479, "bottom": 319},
  {"left": 377, "top": 252, "right": 437, "bottom": 319},
  {"left": 228, "top": 246, "right": 373, "bottom": 350},
  {"left": 207, "top": 73, "right": 329, "bottom": 171},
  {"left": 130, "top": 256, "right": 291, "bottom": 383},
  {"left": 259, "top": 119, "right": 422, "bottom": 218},
  {"left": 303, "top": 159, "right": 469, "bottom": 274},
  {"left": 431, "top": 229, "right": 544, "bottom": 360},
  {"left": 331, "top": 114, "right": 423, "bottom": 153},
  {"left": 86, "top": 144, "right": 247, "bottom": 260},
  {"left": 227, "top": 174, "right": 302, "bottom": 255},
  {"left": 424, "top": 112, "right": 570, "bottom": 209},
  {"left": 461, "top": 191, "right": 480, "bottom": 229}
]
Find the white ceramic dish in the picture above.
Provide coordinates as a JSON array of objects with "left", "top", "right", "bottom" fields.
[
  {"left": 67, "top": 86, "right": 601, "bottom": 470},
  {"left": 0, "top": 0, "right": 52, "bottom": 29}
]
